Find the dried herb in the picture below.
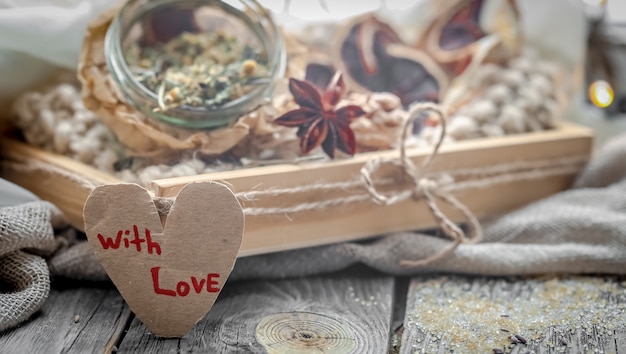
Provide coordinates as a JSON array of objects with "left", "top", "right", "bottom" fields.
[
  {"left": 274, "top": 73, "right": 366, "bottom": 158},
  {"left": 125, "top": 30, "right": 270, "bottom": 112}
]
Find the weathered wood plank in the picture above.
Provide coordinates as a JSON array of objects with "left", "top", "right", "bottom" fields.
[
  {"left": 0, "top": 284, "right": 131, "bottom": 354},
  {"left": 400, "top": 276, "right": 626, "bottom": 354},
  {"left": 616, "top": 326, "right": 626, "bottom": 352},
  {"left": 117, "top": 268, "right": 395, "bottom": 353}
]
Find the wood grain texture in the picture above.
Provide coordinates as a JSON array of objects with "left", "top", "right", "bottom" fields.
[
  {"left": 400, "top": 275, "right": 626, "bottom": 354},
  {"left": 0, "top": 140, "right": 120, "bottom": 229},
  {"left": 0, "top": 285, "right": 130, "bottom": 354},
  {"left": 117, "top": 269, "right": 395, "bottom": 353}
]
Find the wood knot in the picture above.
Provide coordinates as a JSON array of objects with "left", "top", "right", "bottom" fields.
[{"left": 255, "top": 312, "right": 356, "bottom": 353}]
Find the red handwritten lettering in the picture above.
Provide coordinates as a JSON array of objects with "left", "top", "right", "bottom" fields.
[
  {"left": 98, "top": 226, "right": 161, "bottom": 255},
  {"left": 176, "top": 282, "right": 190, "bottom": 297},
  {"left": 151, "top": 267, "right": 221, "bottom": 297},
  {"left": 145, "top": 228, "right": 161, "bottom": 255},
  {"left": 151, "top": 267, "right": 175, "bottom": 297},
  {"left": 191, "top": 277, "right": 206, "bottom": 293},
  {"left": 208, "top": 274, "right": 220, "bottom": 293},
  {"left": 129, "top": 225, "right": 146, "bottom": 252},
  {"left": 97, "top": 231, "right": 123, "bottom": 249}
]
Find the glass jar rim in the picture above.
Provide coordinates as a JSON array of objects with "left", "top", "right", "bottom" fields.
[{"left": 104, "top": 0, "right": 286, "bottom": 129}]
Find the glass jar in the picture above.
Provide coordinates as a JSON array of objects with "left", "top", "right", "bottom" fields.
[{"left": 105, "top": 0, "right": 286, "bottom": 129}]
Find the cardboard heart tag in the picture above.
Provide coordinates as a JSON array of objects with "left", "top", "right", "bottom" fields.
[{"left": 83, "top": 182, "right": 244, "bottom": 338}]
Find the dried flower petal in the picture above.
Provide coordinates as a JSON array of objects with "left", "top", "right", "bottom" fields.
[
  {"left": 322, "top": 123, "right": 338, "bottom": 158},
  {"left": 333, "top": 122, "right": 356, "bottom": 155},
  {"left": 300, "top": 118, "right": 328, "bottom": 155},
  {"left": 338, "top": 16, "right": 402, "bottom": 93},
  {"left": 336, "top": 105, "right": 366, "bottom": 125},
  {"left": 322, "top": 73, "right": 347, "bottom": 108},
  {"left": 419, "top": 0, "right": 521, "bottom": 64},
  {"left": 336, "top": 15, "right": 445, "bottom": 107},
  {"left": 387, "top": 56, "right": 441, "bottom": 105},
  {"left": 439, "top": 0, "right": 486, "bottom": 51},
  {"left": 288, "top": 78, "right": 323, "bottom": 111},
  {"left": 274, "top": 108, "right": 319, "bottom": 127}
]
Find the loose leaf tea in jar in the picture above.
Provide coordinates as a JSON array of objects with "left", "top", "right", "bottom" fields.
[{"left": 105, "top": 0, "right": 285, "bottom": 129}]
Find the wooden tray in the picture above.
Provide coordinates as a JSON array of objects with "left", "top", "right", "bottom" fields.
[{"left": 0, "top": 122, "right": 593, "bottom": 256}]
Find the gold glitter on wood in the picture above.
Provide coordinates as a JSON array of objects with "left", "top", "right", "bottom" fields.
[{"left": 402, "top": 276, "right": 626, "bottom": 353}]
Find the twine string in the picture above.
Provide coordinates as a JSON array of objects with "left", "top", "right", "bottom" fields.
[
  {"left": 360, "top": 102, "right": 483, "bottom": 267},
  {"left": 5, "top": 152, "right": 586, "bottom": 221},
  {"left": 1, "top": 160, "right": 101, "bottom": 191}
]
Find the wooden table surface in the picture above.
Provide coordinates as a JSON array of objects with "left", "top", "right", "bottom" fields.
[
  {"left": 1, "top": 268, "right": 624, "bottom": 354},
  {"left": 2, "top": 115, "right": 626, "bottom": 353}
]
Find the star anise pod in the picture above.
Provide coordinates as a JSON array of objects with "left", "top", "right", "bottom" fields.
[{"left": 275, "top": 73, "right": 366, "bottom": 159}]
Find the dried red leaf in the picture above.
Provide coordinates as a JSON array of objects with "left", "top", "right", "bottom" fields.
[
  {"left": 337, "top": 16, "right": 442, "bottom": 107},
  {"left": 339, "top": 16, "right": 402, "bottom": 93},
  {"left": 453, "top": 53, "right": 473, "bottom": 75},
  {"left": 386, "top": 56, "right": 441, "bottom": 106},
  {"left": 439, "top": 0, "right": 486, "bottom": 51}
]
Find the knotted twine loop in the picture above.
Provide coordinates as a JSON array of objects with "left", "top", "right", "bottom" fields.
[{"left": 360, "top": 102, "right": 483, "bottom": 267}]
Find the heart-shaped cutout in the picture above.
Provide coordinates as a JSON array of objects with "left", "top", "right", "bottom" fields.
[{"left": 84, "top": 182, "right": 244, "bottom": 337}]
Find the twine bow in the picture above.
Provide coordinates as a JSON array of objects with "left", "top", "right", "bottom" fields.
[{"left": 360, "top": 102, "right": 483, "bottom": 267}]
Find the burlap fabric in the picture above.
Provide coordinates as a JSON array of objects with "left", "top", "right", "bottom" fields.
[
  {"left": 2, "top": 132, "right": 626, "bottom": 332},
  {"left": 0, "top": 201, "right": 63, "bottom": 332}
]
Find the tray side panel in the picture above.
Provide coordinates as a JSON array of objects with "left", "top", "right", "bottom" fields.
[
  {"left": 152, "top": 123, "right": 594, "bottom": 256},
  {"left": 0, "top": 140, "right": 121, "bottom": 229},
  {"left": 0, "top": 123, "right": 595, "bottom": 255}
]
